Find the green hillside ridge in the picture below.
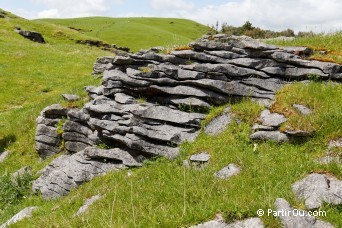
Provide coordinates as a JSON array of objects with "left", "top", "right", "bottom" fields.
[
  {"left": 36, "top": 17, "right": 209, "bottom": 52},
  {"left": 0, "top": 9, "right": 341, "bottom": 227}
]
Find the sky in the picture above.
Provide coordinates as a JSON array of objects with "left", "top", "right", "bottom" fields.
[{"left": 1, "top": 0, "right": 341, "bottom": 33}]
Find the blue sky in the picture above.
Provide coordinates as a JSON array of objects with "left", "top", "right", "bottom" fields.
[{"left": 1, "top": 0, "right": 341, "bottom": 33}]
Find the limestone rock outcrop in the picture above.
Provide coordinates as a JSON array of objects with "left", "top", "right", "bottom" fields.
[
  {"left": 292, "top": 173, "right": 342, "bottom": 210},
  {"left": 192, "top": 217, "right": 264, "bottom": 228},
  {"left": 32, "top": 147, "right": 142, "bottom": 199},
  {"left": 14, "top": 27, "right": 45, "bottom": 43},
  {"left": 35, "top": 104, "right": 68, "bottom": 158},
  {"left": 274, "top": 198, "right": 334, "bottom": 228},
  {"left": 34, "top": 34, "right": 341, "bottom": 199},
  {"left": 0, "top": 207, "right": 38, "bottom": 228}
]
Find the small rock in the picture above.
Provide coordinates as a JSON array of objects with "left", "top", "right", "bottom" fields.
[
  {"left": 41, "top": 104, "right": 69, "bottom": 118},
  {"left": 258, "top": 109, "right": 287, "bottom": 127},
  {"left": 284, "top": 130, "right": 312, "bottom": 137},
  {"left": 0, "top": 206, "right": 38, "bottom": 228},
  {"left": 293, "top": 104, "right": 312, "bottom": 115},
  {"left": 191, "top": 220, "right": 227, "bottom": 228},
  {"left": 328, "top": 138, "right": 342, "bottom": 149},
  {"left": 191, "top": 217, "right": 264, "bottom": 228},
  {"left": 204, "top": 107, "right": 232, "bottom": 136},
  {"left": 316, "top": 155, "right": 341, "bottom": 165},
  {"left": 274, "top": 198, "right": 333, "bottom": 228},
  {"left": 114, "top": 93, "right": 135, "bottom": 104},
  {"left": 214, "top": 163, "right": 240, "bottom": 179},
  {"left": 0, "top": 151, "right": 9, "bottom": 163},
  {"left": 62, "top": 94, "right": 80, "bottom": 102},
  {"left": 250, "top": 131, "right": 289, "bottom": 143},
  {"left": 252, "top": 124, "right": 274, "bottom": 131},
  {"left": 227, "top": 218, "right": 264, "bottom": 228},
  {"left": 75, "top": 194, "right": 103, "bottom": 216},
  {"left": 190, "top": 152, "right": 211, "bottom": 162},
  {"left": 292, "top": 173, "right": 342, "bottom": 210}
]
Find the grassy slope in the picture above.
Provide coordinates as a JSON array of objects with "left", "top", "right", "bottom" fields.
[
  {"left": 0, "top": 10, "right": 112, "bottom": 177},
  {"left": 37, "top": 17, "right": 209, "bottom": 52},
  {"left": 0, "top": 10, "right": 341, "bottom": 227}
]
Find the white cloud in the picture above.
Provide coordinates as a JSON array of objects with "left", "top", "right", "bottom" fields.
[
  {"left": 177, "top": 0, "right": 342, "bottom": 33},
  {"left": 33, "top": 0, "right": 124, "bottom": 18},
  {"left": 37, "top": 9, "right": 60, "bottom": 18},
  {"left": 150, "top": 0, "right": 194, "bottom": 11}
]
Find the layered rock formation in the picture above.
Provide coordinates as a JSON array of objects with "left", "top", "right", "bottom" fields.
[
  {"left": 14, "top": 27, "right": 45, "bottom": 43},
  {"left": 33, "top": 34, "right": 341, "bottom": 199}
]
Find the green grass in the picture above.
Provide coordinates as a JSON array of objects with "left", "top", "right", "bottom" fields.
[
  {"left": 36, "top": 17, "right": 210, "bottom": 52},
  {"left": 0, "top": 11, "right": 111, "bottom": 179},
  {"left": 0, "top": 9, "right": 341, "bottom": 228},
  {"left": 266, "top": 32, "right": 342, "bottom": 64}
]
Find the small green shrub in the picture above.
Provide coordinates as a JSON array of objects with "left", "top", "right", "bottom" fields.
[
  {"left": 307, "top": 74, "right": 322, "bottom": 82},
  {"left": 138, "top": 67, "right": 151, "bottom": 73},
  {"left": 137, "top": 96, "right": 147, "bottom": 104},
  {"left": 97, "top": 143, "right": 111, "bottom": 149},
  {"left": 0, "top": 172, "right": 33, "bottom": 210},
  {"left": 55, "top": 118, "right": 67, "bottom": 136}
]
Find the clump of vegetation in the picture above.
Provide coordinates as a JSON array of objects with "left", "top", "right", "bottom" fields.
[
  {"left": 138, "top": 67, "right": 151, "bottom": 73},
  {"left": 137, "top": 96, "right": 147, "bottom": 104},
  {"left": 0, "top": 172, "right": 33, "bottom": 210},
  {"left": 209, "top": 20, "right": 336, "bottom": 41},
  {"left": 55, "top": 118, "right": 66, "bottom": 136},
  {"left": 173, "top": 45, "right": 192, "bottom": 51},
  {"left": 96, "top": 143, "right": 112, "bottom": 150}
]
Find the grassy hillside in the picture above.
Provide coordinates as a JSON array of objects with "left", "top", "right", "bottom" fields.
[
  {"left": 0, "top": 9, "right": 341, "bottom": 227},
  {"left": 37, "top": 17, "right": 210, "bottom": 51}
]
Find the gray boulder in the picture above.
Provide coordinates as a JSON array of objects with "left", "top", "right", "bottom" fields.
[
  {"left": 274, "top": 198, "right": 333, "bottom": 228},
  {"left": 32, "top": 147, "right": 141, "bottom": 199},
  {"left": 40, "top": 104, "right": 68, "bottom": 118},
  {"left": 62, "top": 94, "right": 80, "bottom": 102},
  {"left": 205, "top": 107, "right": 232, "bottom": 136},
  {"left": 258, "top": 109, "right": 287, "bottom": 127},
  {"left": 192, "top": 220, "right": 227, "bottom": 228},
  {"left": 0, "top": 206, "right": 38, "bottom": 228},
  {"left": 74, "top": 194, "right": 103, "bottom": 217},
  {"left": 134, "top": 105, "right": 206, "bottom": 127},
  {"left": 190, "top": 152, "right": 211, "bottom": 162},
  {"left": 316, "top": 155, "right": 341, "bottom": 165},
  {"left": 293, "top": 104, "right": 312, "bottom": 115},
  {"left": 250, "top": 131, "right": 289, "bottom": 143},
  {"left": 226, "top": 218, "right": 264, "bottom": 228},
  {"left": 284, "top": 130, "right": 313, "bottom": 137},
  {"left": 192, "top": 217, "right": 264, "bottom": 228},
  {"left": 114, "top": 93, "right": 136, "bottom": 104},
  {"left": 252, "top": 124, "right": 274, "bottom": 131},
  {"left": 292, "top": 173, "right": 342, "bottom": 210},
  {"left": 214, "top": 164, "right": 240, "bottom": 179}
]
